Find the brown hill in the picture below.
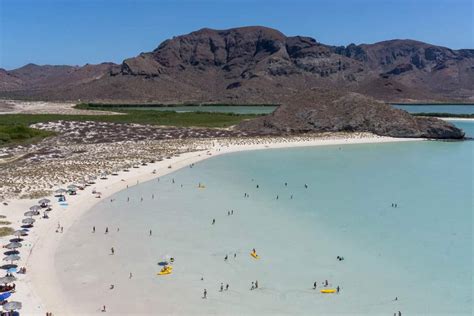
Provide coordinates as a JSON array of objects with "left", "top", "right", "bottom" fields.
[
  {"left": 0, "top": 26, "right": 472, "bottom": 103},
  {"left": 238, "top": 91, "right": 465, "bottom": 139}
]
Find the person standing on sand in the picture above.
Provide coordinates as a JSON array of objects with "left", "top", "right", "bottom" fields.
[
  {"left": 129, "top": 272, "right": 133, "bottom": 279},
  {"left": 101, "top": 305, "right": 106, "bottom": 312},
  {"left": 337, "top": 286, "right": 340, "bottom": 293},
  {"left": 92, "top": 226, "right": 95, "bottom": 233},
  {"left": 212, "top": 219, "right": 215, "bottom": 225},
  {"left": 111, "top": 247, "right": 114, "bottom": 255},
  {"left": 220, "top": 283, "right": 224, "bottom": 292},
  {"left": 255, "top": 280, "right": 259, "bottom": 289},
  {"left": 105, "top": 227, "right": 108, "bottom": 234},
  {"left": 226, "top": 284, "right": 229, "bottom": 291},
  {"left": 224, "top": 255, "right": 228, "bottom": 261},
  {"left": 203, "top": 289, "right": 207, "bottom": 299},
  {"left": 313, "top": 281, "right": 317, "bottom": 289},
  {"left": 251, "top": 282, "right": 255, "bottom": 290}
]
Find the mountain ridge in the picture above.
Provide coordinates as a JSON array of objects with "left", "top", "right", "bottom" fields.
[{"left": 1, "top": 26, "right": 472, "bottom": 103}]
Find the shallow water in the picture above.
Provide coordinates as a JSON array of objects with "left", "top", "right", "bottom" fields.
[
  {"left": 56, "top": 122, "right": 473, "bottom": 315},
  {"left": 393, "top": 104, "right": 474, "bottom": 115}
]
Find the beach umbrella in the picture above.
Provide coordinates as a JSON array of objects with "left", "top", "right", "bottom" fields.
[
  {"left": 5, "top": 243, "right": 22, "bottom": 250},
  {"left": 0, "top": 292, "right": 11, "bottom": 301},
  {"left": 22, "top": 218, "right": 35, "bottom": 225},
  {"left": 3, "top": 255, "right": 20, "bottom": 264},
  {"left": 67, "top": 184, "right": 77, "bottom": 190},
  {"left": 12, "top": 230, "right": 26, "bottom": 238},
  {"left": 29, "top": 205, "right": 41, "bottom": 212},
  {"left": 6, "top": 268, "right": 17, "bottom": 274},
  {"left": 24, "top": 211, "right": 36, "bottom": 217},
  {"left": 38, "top": 198, "right": 50, "bottom": 205},
  {"left": 3, "top": 301, "right": 22, "bottom": 312},
  {"left": 55, "top": 188, "right": 67, "bottom": 194},
  {"left": 0, "top": 276, "right": 16, "bottom": 284}
]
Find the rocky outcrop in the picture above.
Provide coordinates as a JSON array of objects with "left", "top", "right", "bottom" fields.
[{"left": 237, "top": 92, "right": 465, "bottom": 139}]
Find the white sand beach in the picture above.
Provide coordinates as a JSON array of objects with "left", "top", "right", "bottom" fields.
[{"left": 0, "top": 134, "right": 422, "bottom": 315}]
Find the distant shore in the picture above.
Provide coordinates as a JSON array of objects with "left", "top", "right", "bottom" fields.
[
  {"left": 390, "top": 102, "right": 474, "bottom": 106},
  {"left": 0, "top": 134, "right": 422, "bottom": 315}
]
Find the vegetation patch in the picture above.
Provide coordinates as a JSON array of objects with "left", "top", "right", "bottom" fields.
[
  {"left": 412, "top": 113, "right": 474, "bottom": 118},
  {"left": 0, "top": 111, "right": 261, "bottom": 129},
  {"left": 0, "top": 227, "right": 14, "bottom": 237},
  {"left": 0, "top": 125, "right": 55, "bottom": 147}
]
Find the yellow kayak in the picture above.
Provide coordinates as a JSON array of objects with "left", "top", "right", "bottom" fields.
[
  {"left": 320, "top": 289, "right": 336, "bottom": 294},
  {"left": 157, "top": 266, "right": 173, "bottom": 275},
  {"left": 250, "top": 252, "right": 260, "bottom": 259}
]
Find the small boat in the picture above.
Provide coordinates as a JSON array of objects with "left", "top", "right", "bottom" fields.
[
  {"left": 157, "top": 266, "right": 173, "bottom": 276},
  {"left": 250, "top": 252, "right": 259, "bottom": 259},
  {"left": 320, "top": 289, "right": 336, "bottom": 294}
]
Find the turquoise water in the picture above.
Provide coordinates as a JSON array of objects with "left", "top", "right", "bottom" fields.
[
  {"left": 55, "top": 121, "right": 473, "bottom": 315},
  {"left": 393, "top": 104, "right": 474, "bottom": 115},
  {"left": 124, "top": 105, "right": 277, "bottom": 114}
]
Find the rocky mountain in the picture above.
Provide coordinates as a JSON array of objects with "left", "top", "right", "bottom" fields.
[
  {"left": 0, "top": 26, "right": 472, "bottom": 103},
  {"left": 0, "top": 63, "right": 115, "bottom": 95},
  {"left": 238, "top": 91, "right": 465, "bottom": 139}
]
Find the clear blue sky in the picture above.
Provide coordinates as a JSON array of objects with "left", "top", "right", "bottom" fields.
[{"left": 0, "top": 0, "right": 472, "bottom": 70}]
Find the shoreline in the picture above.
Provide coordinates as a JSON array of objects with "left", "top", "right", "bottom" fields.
[
  {"left": 1, "top": 135, "right": 423, "bottom": 315},
  {"left": 438, "top": 117, "right": 474, "bottom": 121}
]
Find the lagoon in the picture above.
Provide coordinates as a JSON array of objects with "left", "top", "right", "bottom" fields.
[
  {"left": 122, "top": 105, "right": 277, "bottom": 114},
  {"left": 393, "top": 104, "right": 474, "bottom": 115},
  {"left": 55, "top": 121, "right": 473, "bottom": 315}
]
